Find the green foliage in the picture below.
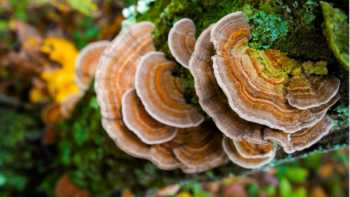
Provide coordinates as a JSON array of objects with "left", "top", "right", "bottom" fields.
[
  {"left": 66, "top": 0, "right": 97, "bottom": 16},
  {"left": 320, "top": 1, "right": 349, "bottom": 70},
  {"left": 249, "top": 11, "right": 288, "bottom": 49},
  {"left": 73, "top": 16, "right": 101, "bottom": 49},
  {"left": 0, "top": 108, "right": 45, "bottom": 196}
]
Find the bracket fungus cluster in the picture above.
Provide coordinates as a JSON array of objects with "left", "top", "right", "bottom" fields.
[{"left": 92, "top": 11, "right": 340, "bottom": 172}]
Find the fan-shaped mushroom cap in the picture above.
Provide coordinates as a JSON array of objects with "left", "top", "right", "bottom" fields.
[
  {"left": 286, "top": 75, "right": 340, "bottom": 110},
  {"left": 102, "top": 118, "right": 151, "bottom": 159},
  {"left": 211, "top": 12, "right": 336, "bottom": 132},
  {"left": 189, "top": 24, "right": 264, "bottom": 143},
  {"left": 95, "top": 22, "right": 155, "bottom": 119},
  {"left": 264, "top": 116, "right": 333, "bottom": 154},
  {"left": 150, "top": 145, "right": 181, "bottom": 170},
  {"left": 94, "top": 22, "right": 155, "bottom": 159},
  {"left": 135, "top": 51, "right": 204, "bottom": 128},
  {"left": 222, "top": 137, "right": 276, "bottom": 169},
  {"left": 122, "top": 89, "right": 177, "bottom": 144},
  {"left": 168, "top": 18, "right": 196, "bottom": 68},
  {"left": 233, "top": 140, "right": 276, "bottom": 159},
  {"left": 76, "top": 41, "right": 110, "bottom": 90},
  {"left": 172, "top": 124, "right": 228, "bottom": 173}
]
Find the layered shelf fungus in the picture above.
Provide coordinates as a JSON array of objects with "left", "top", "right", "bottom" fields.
[
  {"left": 211, "top": 12, "right": 339, "bottom": 133},
  {"left": 93, "top": 11, "right": 341, "bottom": 172},
  {"left": 76, "top": 41, "right": 110, "bottom": 90},
  {"left": 135, "top": 51, "right": 205, "bottom": 128},
  {"left": 168, "top": 18, "right": 196, "bottom": 68},
  {"left": 121, "top": 89, "right": 177, "bottom": 144}
]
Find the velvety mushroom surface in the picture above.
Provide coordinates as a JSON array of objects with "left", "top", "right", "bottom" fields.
[
  {"left": 189, "top": 24, "right": 265, "bottom": 143},
  {"left": 135, "top": 51, "right": 204, "bottom": 128},
  {"left": 172, "top": 123, "right": 228, "bottom": 173},
  {"left": 168, "top": 18, "right": 196, "bottom": 68},
  {"left": 286, "top": 75, "right": 340, "bottom": 110},
  {"left": 122, "top": 89, "right": 177, "bottom": 144},
  {"left": 211, "top": 12, "right": 339, "bottom": 132},
  {"left": 76, "top": 41, "right": 110, "bottom": 90},
  {"left": 95, "top": 22, "right": 155, "bottom": 119},
  {"left": 264, "top": 116, "right": 333, "bottom": 154},
  {"left": 95, "top": 22, "right": 155, "bottom": 160},
  {"left": 223, "top": 137, "right": 276, "bottom": 169}
]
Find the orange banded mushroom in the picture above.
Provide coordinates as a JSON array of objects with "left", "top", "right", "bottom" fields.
[
  {"left": 168, "top": 18, "right": 196, "bottom": 68},
  {"left": 286, "top": 75, "right": 340, "bottom": 110},
  {"left": 211, "top": 12, "right": 338, "bottom": 132},
  {"left": 95, "top": 22, "right": 155, "bottom": 119},
  {"left": 76, "top": 41, "right": 110, "bottom": 90},
  {"left": 135, "top": 51, "right": 204, "bottom": 128},
  {"left": 172, "top": 124, "right": 228, "bottom": 173},
  {"left": 189, "top": 24, "right": 264, "bottom": 143},
  {"left": 150, "top": 145, "right": 181, "bottom": 170},
  {"left": 95, "top": 22, "right": 155, "bottom": 160},
  {"left": 264, "top": 116, "right": 333, "bottom": 154},
  {"left": 222, "top": 137, "right": 276, "bottom": 169},
  {"left": 122, "top": 89, "right": 177, "bottom": 144}
]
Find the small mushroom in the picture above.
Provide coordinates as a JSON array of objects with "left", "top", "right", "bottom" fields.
[
  {"left": 95, "top": 22, "right": 155, "bottom": 119},
  {"left": 189, "top": 24, "right": 264, "bottom": 143},
  {"left": 222, "top": 137, "right": 276, "bottom": 169},
  {"left": 233, "top": 140, "right": 276, "bottom": 159},
  {"left": 286, "top": 75, "right": 340, "bottom": 110},
  {"left": 264, "top": 116, "right": 333, "bottom": 154},
  {"left": 102, "top": 118, "right": 151, "bottom": 159},
  {"left": 168, "top": 18, "right": 196, "bottom": 68},
  {"left": 135, "top": 51, "right": 204, "bottom": 128},
  {"left": 122, "top": 89, "right": 177, "bottom": 144},
  {"left": 211, "top": 12, "right": 339, "bottom": 132},
  {"left": 172, "top": 123, "right": 228, "bottom": 173},
  {"left": 76, "top": 41, "right": 110, "bottom": 90},
  {"left": 150, "top": 144, "right": 181, "bottom": 170}
]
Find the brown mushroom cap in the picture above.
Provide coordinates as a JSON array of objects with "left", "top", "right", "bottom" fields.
[
  {"left": 150, "top": 144, "right": 181, "bottom": 170},
  {"left": 135, "top": 51, "right": 204, "bottom": 128},
  {"left": 234, "top": 140, "right": 276, "bottom": 159},
  {"left": 122, "top": 89, "right": 177, "bottom": 144},
  {"left": 286, "top": 75, "right": 340, "bottom": 110},
  {"left": 211, "top": 12, "right": 337, "bottom": 132},
  {"left": 189, "top": 24, "right": 264, "bottom": 143},
  {"left": 102, "top": 118, "right": 151, "bottom": 159},
  {"left": 172, "top": 123, "right": 228, "bottom": 173},
  {"left": 222, "top": 137, "right": 276, "bottom": 169},
  {"left": 95, "top": 22, "right": 155, "bottom": 159},
  {"left": 76, "top": 41, "right": 110, "bottom": 90},
  {"left": 264, "top": 116, "right": 333, "bottom": 154},
  {"left": 95, "top": 22, "right": 155, "bottom": 119},
  {"left": 168, "top": 18, "right": 196, "bottom": 68}
]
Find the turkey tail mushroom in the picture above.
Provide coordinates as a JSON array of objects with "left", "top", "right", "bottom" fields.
[
  {"left": 168, "top": 18, "right": 196, "bottom": 68},
  {"left": 76, "top": 41, "right": 110, "bottom": 90},
  {"left": 264, "top": 116, "right": 333, "bottom": 154},
  {"left": 135, "top": 51, "right": 204, "bottom": 128},
  {"left": 286, "top": 75, "right": 340, "bottom": 110},
  {"left": 172, "top": 124, "right": 228, "bottom": 173},
  {"left": 189, "top": 24, "right": 264, "bottom": 143},
  {"left": 95, "top": 22, "right": 155, "bottom": 119},
  {"left": 95, "top": 22, "right": 155, "bottom": 159},
  {"left": 211, "top": 11, "right": 339, "bottom": 132},
  {"left": 122, "top": 89, "right": 177, "bottom": 144},
  {"left": 223, "top": 137, "right": 276, "bottom": 169}
]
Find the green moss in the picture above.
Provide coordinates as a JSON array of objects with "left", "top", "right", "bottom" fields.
[
  {"left": 249, "top": 11, "right": 289, "bottom": 49},
  {"left": 302, "top": 60, "right": 328, "bottom": 75},
  {"left": 320, "top": 1, "right": 349, "bottom": 71}
]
